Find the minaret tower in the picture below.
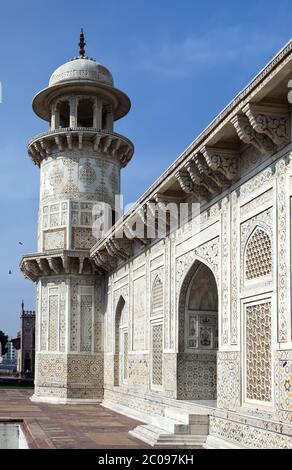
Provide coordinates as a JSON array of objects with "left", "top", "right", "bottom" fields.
[{"left": 20, "top": 31, "right": 134, "bottom": 403}]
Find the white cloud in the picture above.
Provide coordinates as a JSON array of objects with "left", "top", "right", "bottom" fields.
[{"left": 132, "top": 26, "right": 281, "bottom": 77}]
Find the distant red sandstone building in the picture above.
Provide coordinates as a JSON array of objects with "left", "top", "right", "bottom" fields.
[{"left": 12, "top": 302, "right": 35, "bottom": 378}]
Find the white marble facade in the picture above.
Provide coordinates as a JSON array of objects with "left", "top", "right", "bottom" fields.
[{"left": 21, "top": 38, "right": 292, "bottom": 447}]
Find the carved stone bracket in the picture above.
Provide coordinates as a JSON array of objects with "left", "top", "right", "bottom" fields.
[
  {"left": 175, "top": 169, "right": 196, "bottom": 195},
  {"left": 194, "top": 153, "right": 228, "bottom": 191},
  {"left": 231, "top": 114, "right": 275, "bottom": 154},
  {"left": 184, "top": 160, "right": 213, "bottom": 199},
  {"left": 243, "top": 103, "right": 289, "bottom": 146},
  {"left": 105, "top": 238, "right": 132, "bottom": 261},
  {"left": 201, "top": 146, "right": 239, "bottom": 181},
  {"left": 28, "top": 128, "right": 134, "bottom": 168},
  {"left": 92, "top": 250, "right": 117, "bottom": 272}
]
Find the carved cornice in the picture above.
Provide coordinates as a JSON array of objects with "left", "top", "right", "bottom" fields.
[
  {"left": 242, "top": 103, "right": 289, "bottom": 146},
  {"left": 231, "top": 114, "right": 275, "bottom": 154},
  {"left": 28, "top": 128, "right": 134, "bottom": 168}
]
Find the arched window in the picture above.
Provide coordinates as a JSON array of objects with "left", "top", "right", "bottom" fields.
[
  {"left": 151, "top": 276, "right": 163, "bottom": 314},
  {"left": 245, "top": 227, "right": 272, "bottom": 281},
  {"left": 77, "top": 99, "right": 94, "bottom": 127},
  {"left": 59, "top": 100, "right": 70, "bottom": 128}
]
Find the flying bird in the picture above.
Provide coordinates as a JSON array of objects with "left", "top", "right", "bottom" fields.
[
  {"left": 8, "top": 270, "right": 12, "bottom": 275},
  {"left": 18, "top": 242, "right": 23, "bottom": 245}
]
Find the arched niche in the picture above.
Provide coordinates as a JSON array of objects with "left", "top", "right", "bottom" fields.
[
  {"left": 114, "top": 296, "right": 128, "bottom": 386},
  {"left": 177, "top": 259, "right": 218, "bottom": 401}
]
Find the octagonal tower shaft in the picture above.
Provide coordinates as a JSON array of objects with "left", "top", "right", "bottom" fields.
[{"left": 22, "top": 34, "right": 134, "bottom": 403}]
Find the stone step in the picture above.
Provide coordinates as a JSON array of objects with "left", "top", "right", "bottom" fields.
[
  {"left": 129, "top": 424, "right": 207, "bottom": 448},
  {"left": 151, "top": 416, "right": 190, "bottom": 434},
  {"left": 165, "top": 407, "right": 209, "bottom": 427}
]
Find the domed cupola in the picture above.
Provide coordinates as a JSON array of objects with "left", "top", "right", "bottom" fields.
[
  {"left": 32, "top": 29, "right": 130, "bottom": 122},
  {"left": 49, "top": 30, "right": 114, "bottom": 87}
]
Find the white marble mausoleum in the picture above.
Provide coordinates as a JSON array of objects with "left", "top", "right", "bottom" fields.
[{"left": 20, "top": 33, "right": 292, "bottom": 448}]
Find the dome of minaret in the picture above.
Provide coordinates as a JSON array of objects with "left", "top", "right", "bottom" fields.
[
  {"left": 49, "top": 29, "right": 114, "bottom": 86},
  {"left": 49, "top": 57, "right": 114, "bottom": 87}
]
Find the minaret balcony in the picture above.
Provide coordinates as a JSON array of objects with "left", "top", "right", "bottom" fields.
[
  {"left": 20, "top": 250, "right": 102, "bottom": 282},
  {"left": 27, "top": 127, "right": 134, "bottom": 168}
]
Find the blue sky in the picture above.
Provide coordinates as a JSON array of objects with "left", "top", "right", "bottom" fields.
[{"left": 0, "top": 0, "right": 291, "bottom": 336}]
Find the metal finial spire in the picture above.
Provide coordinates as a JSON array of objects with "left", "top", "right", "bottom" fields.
[
  {"left": 79, "top": 28, "right": 86, "bottom": 58},
  {"left": 21, "top": 300, "right": 24, "bottom": 313}
]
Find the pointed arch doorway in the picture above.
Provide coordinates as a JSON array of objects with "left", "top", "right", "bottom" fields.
[{"left": 177, "top": 260, "right": 218, "bottom": 402}]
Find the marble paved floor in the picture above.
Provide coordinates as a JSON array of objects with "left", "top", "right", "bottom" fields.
[{"left": 0, "top": 389, "right": 151, "bottom": 449}]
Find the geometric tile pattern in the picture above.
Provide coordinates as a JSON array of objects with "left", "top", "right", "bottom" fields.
[
  {"left": 152, "top": 324, "right": 163, "bottom": 386},
  {"left": 177, "top": 353, "right": 217, "bottom": 400},
  {"left": 123, "top": 332, "right": 128, "bottom": 382},
  {"left": 48, "top": 295, "right": 58, "bottom": 351},
  {"left": 246, "top": 302, "right": 272, "bottom": 402},
  {"left": 80, "top": 294, "right": 93, "bottom": 352},
  {"left": 71, "top": 227, "right": 96, "bottom": 250},
  {"left": 209, "top": 416, "right": 292, "bottom": 449}
]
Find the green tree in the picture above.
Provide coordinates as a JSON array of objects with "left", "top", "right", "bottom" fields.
[{"left": 0, "top": 330, "right": 8, "bottom": 356}]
